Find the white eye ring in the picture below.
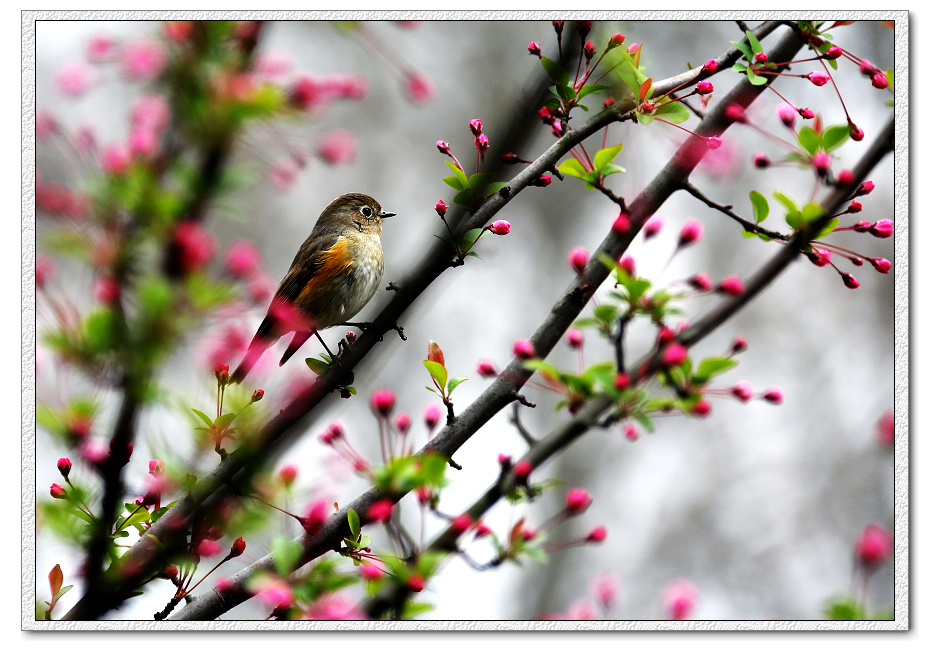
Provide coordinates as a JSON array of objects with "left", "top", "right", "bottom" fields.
[{"left": 360, "top": 206, "right": 373, "bottom": 217}]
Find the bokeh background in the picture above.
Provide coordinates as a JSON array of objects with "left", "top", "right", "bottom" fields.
[{"left": 33, "top": 18, "right": 896, "bottom": 621}]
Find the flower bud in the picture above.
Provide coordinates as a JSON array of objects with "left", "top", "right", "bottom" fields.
[
  {"left": 687, "top": 273, "right": 712, "bottom": 291},
  {"left": 228, "top": 537, "right": 246, "bottom": 559},
  {"left": 475, "top": 133, "right": 489, "bottom": 153},
  {"left": 586, "top": 526, "right": 607, "bottom": 543},
  {"left": 869, "top": 257, "right": 892, "bottom": 274},
  {"left": 583, "top": 40, "right": 596, "bottom": 62},
  {"left": 695, "top": 80, "right": 713, "bottom": 95},
  {"left": 811, "top": 151, "right": 831, "bottom": 174},
  {"left": 848, "top": 201, "right": 862, "bottom": 213},
  {"left": 608, "top": 33, "right": 625, "bottom": 48},
  {"left": 394, "top": 411, "right": 411, "bottom": 434},
  {"left": 469, "top": 118, "right": 483, "bottom": 136},
  {"left": 836, "top": 169, "right": 856, "bottom": 187},
  {"left": 366, "top": 499, "right": 394, "bottom": 523},
  {"left": 513, "top": 339, "right": 536, "bottom": 360},
  {"left": 619, "top": 255, "right": 636, "bottom": 277},
  {"left": 777, "top": 104, "right": 796, "bottom": 128},
  {"left": 754, "top": 52, "right": 768, "bottom": 64},
  {"left": 476, "top": 359, "right": 497, "bottom": 377},
  {"left": 435, "top": 200, "right": 447, "bottom": 217},
  {"left": 436, "top": 140, "right": 452, "bottom": 156},
  {"left": 644, "top": 214, "right": 663, "bottom": 239},
  {"left": 731, "top": 382, "right": 753, "bottom": 402},
  {"left": 614, "top": 373, "right": 631, "bottom": 390},
  {"left": 527, "top": 42, "right": 542, "bottom": 57},
  {"left": 693, "top": 399, "right": 712, "bottom": 417},
  {"left": 701, "top": 59, "right": 718, "bottom": 74},
  {"left": 730, "top": 336, "right": 748, "bottom": 354},
  {"left": 725, "top": 103, "right": 746, "bottom": 123},
  {"left": 855, "top": 524, "right": 893, "bottom": 568},
  {"left": 807, "top": 248, "right": 832, "bottom": 267},
  {"left": 871, "top": 73, "right": 888, "bottom": 89},
  {"left": 566, "top": 329, "right": 584, "bottom": 349},
  {"left": 370, "top": 389, "right": 396, "bottom": 417},
  {"left": 662, "top": 342, "right": 688, "bottom": 367},
  {"left": 489, "top": 220, "right": 511, "bottom": 235},
  {"left": 678, "top": 220, "right": 704, "bottom": 247},
  {"left": 612, "top": 213, "right": 631, "bottom": 234},
  {"left": 718, "top": 275, "right": 745, "bottom": 297},
  {"left": 752, "top": 152, "right": 770, "bottom": 169},
  {"left": 808, "top": 71, "right": 830, "bottom": 86},
  {"left": 531, "top": 174, "right": 552, "bottom": 187},
  {"left": 799, "top": 107, "right": 815, "bottom": 119},
  {"left": 565, "top": 487, "right": 593, "bottom": 514},
  {"left": 763, "top": 387, "right": 783, "bottom": 404},
  {"left": 824, "top": 46, "right": 843, "bottom": 60},
  {"left": 50, "top": 483, "right": 67, "bottom": 499},
  {"left": 624, "top": 424, "right": 639, "bottom": 441},
  {"left": 57, "top": 457, "right": 72, "bottom": 479},
  {"left": 870, "top": 219, "right": 893, "bottom": 238},
  {"left": 856, "top": 180, "right": 875, "bottom": 197},
  {"left": 568, "top": 246, "right": 589, "bottom": 274},
  {"left": 423, "top": 403, "right": 442, "bottom": 430},
  {"left": 407, "top": 575, "right": 425, "bottom": 593},
  {"left": 450, "top": 514, "right": 473, "bottom": 535},
  {"left": 841, "top": 272, "right": 860, "bottom": 289},
  {"left": 513, "top": 459, "right": 532, "bottom": 480},
  {"left": 705, "top": 136, "right": 722, "bottom": 150}
]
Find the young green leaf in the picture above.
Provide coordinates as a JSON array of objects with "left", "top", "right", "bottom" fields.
[
  {"left": 347, "top": 508, "right": 361, "bottom": 539},
  {"left": 797, "top": 126, "right": 821, "bottom": 155},
  {"left": 540, "top": 56, "right": 571, "bottom": 86},
  {"left": 558, "top": 158, "right": 589, "bottom": 179},
  {"left": 822, "top": 124, "right": 850, "bottom": 152},
  {"left": 652, "top": 101, "right": 690, "bottom": 123},
  {"left": 746, "top": 30, "right": 763, "bottom": 55},
  {"left": 447, "top": 377, "right": 468, "bottom": 395},
  {"left": 593, "top": 144, "right": 624, "bottom": 172},
  {"left": 750, "top": 190, "right": 769, "bottom": 223},
  {"left": 423, "top": 360, "right": 448, "bottom": 393}
]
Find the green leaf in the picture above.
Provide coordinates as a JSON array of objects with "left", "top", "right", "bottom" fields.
[
  {"left": 750, "top": 191, "right": 769, "bottom": 223},
  {"left": 822, "top": 125, "right": 850, "bottom": 152},
  {"left": 652, "top": 101, "right": 690, "bottom": 123},
  {"left": 120, "top": 507, "right": 152, "bottom": 530},
  {"left": 447, "top": 377, "right": 468, "bottom": 395},
  {"left": 305, "top": 357, "right": 330, "bottom": 375},
  {"left": 214, "top": 412, "right": 237, "bottom": 430},
  {"left": 594, "top": 304, "right": 620, "bottom": 323},
  {"left": 423, "top": 360, "right": 448, "bottom": 393},
  {"left": 272, "top": 537, "right": 302, "bottom": 576},
  {"left": 446, "top": 160, "right": 469, "bottom": 188},
  {"left": 453, "top": 188, "right": 476, "bottom": 207},
  {"left": 800, "top": 202, "right": 824, "bottom": 224},
  {"left": 576, "top": 84, "right": 610, "bottom": 100},
  {"left": 773, "top": 191, "right": 799, "bottom": 214},
  {"left": 555, "top": 84, "right": 577, "bottom": 101},
  {"left": 731, "top": 62, "right": 747, "bottom": 73},
  {"left": 347, "top": 508, "right": 360, "bottom": 539},
  {"left": 460, "top": 227, "right": 484, "bottom": 250},
  {"left": 53, "top": 584, "right": 74, "bottom": 602},
  {"left": 814, "top": 218, "right": 839, "bottom": 239},
  {"left": 797, "top": 126, "right": 821, "bottom": 155},
  {"left": 692, "top": 357, "right": 738, "bottom": 384},
  {"left": 601, "top": 163, "right": 625, "bottom": 178},
  {"left": 484, "top": 182, "right": 508, "bottom": 197},
  {"left": 614, "top": 61, "right": 643, "bottom": 97},
  {"left": 558, "top": 159, "right": 588, "bottom": 179},
  {"left": 825, "top": 598, "right": 866, "bottom": 620},
  {"left": 745, "top": 68, "right": 768, "bottom": 86},
  {"left": 442, "top": 175, "right": 466, "bottom": 191},
  {"left": 746, "top": 30, "right": 763, "bottom": 55},
  {"left": 468, "top": 172, "right": 495, "bottom": 193},
  {"left": 540, "top": 57, "right": 570, "bottom": 86},
  {"left": 191, "top": 409, "right": 213, "bottom": 427},
  {"left": 731, "top": 41, "right": 753, "bottom": 60},
  {"left": 636, "top": 111, "right": 654, "bottom": 125},
  {"left": 594, "top": 144, "right": 624, "bottom": 172}
]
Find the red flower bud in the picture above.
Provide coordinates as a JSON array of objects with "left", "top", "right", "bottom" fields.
[
  {"left": 808, "top": 71, "right": 830, "bottom": 87},
  {"left": 836, "top": 169, "right": 855, "bottom": 186},
  {"left": 489, "top": 220, "right": 511, "bottom": 235},
  {"left": 612, "top": 212, "right": 631, "bottom": 234},
  {"left": 568, "top": 246, "right": 589, "bottom": 274},
  {"left": 798, "top": 107, "right": 815, "bottom": 119},
  {"left": 407, "top": 575, "right": 425, "bottom": 592},
  {"left": 531, "top": 174, "right": 552, "bottom": 187},
  {"left": 566, "top": 329, "right": 584, "bottom": 349},
  {"left": 855, "top": 524, "right": 893, "bottom": 568},
  {"left": 50, "top": 483, "right": 67, "bottom": 499},
  {"left": 513, "top": 339, "right": 536, "bottom": 360},
  {"left": 841, "top": 272, "right": 860, "bottom": 289},
  {"left": 527, "top": 42, "right": 542, "bottom": 58},
  {"left": 366, "top": 498, "right": 394, "bottom": 523},
  {"left": 871, "top": 73, "right": 888, "bottom": 90},
  {"left": 823, "top": 46, "right": 843, "bottom": 60},
  {"left": 718, "top": 275, "right": 745, "bottom": 297},
  {"left": 251, "top": 389, "right": 264, "bottom": 402},
  {"left": 469, "top": 118, "right": 483, "bottom": 136},
  {"left": 678, "top": 220, "right": 704, "bottom": 247},
  {"left": 583, "top": 40, "right": 596, "bottom": 61},
  {"left": 754, "top": 52, "right": 768, "bottom": 64},
  {"left": 450, "top": 514, "right": 473, "bottom": 535},
  {"left": 856, "top": 180, "right": 875, "bottom": 197},
  {"left": 476, "top": 359, "right": 497, "bottom": 377},
  {"left": 370, "top": 389, "right": 396, "bottom": 417},
  {"left": 730, "top": 336, "right": 748, "bottom": 354},
  {"left": 565, "top": 487, "right": 593, "bottom": 514},
  {"left": 423, "top": 403, "right": 442, "bottom": 430},
  {"left": 752, "top": 152, "right": 770, "bottom": 169},
  {"left": 693, "top": 399, "right": 712, "bottom": 417},
  {"left": 870, "top": 219, "right": 893, "bottom": 238},
  {"left": 228, "top": 536, "right": 246, "bottom": 558},
  {"left": 57, "top": 457, "right": 72, "bottom": 479},
  {"left": 609, "top": 33, "right": 625, "bottom": 48},
  {"left": 731, "top": 382, "right": 753, "bottom": 402},
  {"left": 763, "top": 387, "right": 783, "bottom": 404},
  {"left": 687, "top": 273, "right": 712, "bottom": 292},
  {"left": 435, "top": 200, "right": 447, "bottom": 217},
  {"left": 724, "top": 103, "right": 746, "bottom": 123},
  {"left": 436, "top": 140, "right": 452, "bottom": 156},
  {"left": 586, "top": 526, "right": 607, "bottom": 543},
  {"left": 662, "top": 342, "right": 688, "bottom": 367},
  {"left": 614, "top": 373, "right": 631, "bottom": 390},
  {"left": 701, "top": 59, "right": 718, "bottom": 74},
  {"left": 513, "top": 459, "right": 533, "bottom": 480},
  {"left": 695, "top": 80, "right": 713, "bottom": 95}
]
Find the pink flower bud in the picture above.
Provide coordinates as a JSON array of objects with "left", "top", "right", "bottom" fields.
[
  {"left": 436, "top": 140, "right": 452, "bottom": 156},
  {"left": 705, "top": 136, "right": 723, "bottom": 150},
  {"left": 423, "top": 403, "right": 443, "bottom": 430},
  {"left": 640, "top": 101, "right": 655, "bottom": 113},
  {"left": 731, "top": 336, "right": 748, "bottom": 354},
  {"left": 848, "top": 201, "right": 862, "bottom": 213},
  {"left": 808, "top": 248, "right": 832, "bottom": 267},
  {"left": 609, "top": 33, "right": 626, "bottom": 48},
  {"left": 662, "top": 342, "right": 688, "bottom": 367},
  {"left": 678, "top": 220, "right": 703, "bottom": 247},
  {"left": 251, "top": 389, "right": 265, "bottom": 403},
  {"left": 148, "top": 459, "right": 165, "bottom": 476},
  {"left": 513, "top": 339, "right": 536, "bottom": 360},
  {"left": 624, "top": 424, "right": 639, "bottom": 441},
  {"left": 129, "top": 127, "right": 158, "bottom": 157},
  {"left": 531, "top": 174, "right": 552, "bottom": 187},
  {"left": 583, "top": 40, "right": 596, "bottom": 61},
  {"left": 612, "top": 212, "right": 631, "bottom": 234},
  {"left": 568, "top": 246, "right": 589, "bottom": 274},
  {"left": 476, "top": 133, "right": 489, "bottom": 153},
  {"left": 592, "top": 573, "right": 621, "bottom": 608},
  {"left": 614, "top": 373, "right": 631, "bottom": 390},
  {"left": 224, "top": 240, "right": 262, "bottom": 279},
  {"left": 602, "top": 97, "right": 615, "bottom": 109},
  {"left": 871, "top": 73, "right": 888, "bottom": 89},
  {"left": 763, "top": 387, "right": 783, "bottom": 404},
  {"left": 628, "top": 43, "right": 640, "bottom": 54},
  {"left": 877, "top": 411, "right": 894, "bottom": 447},
  {"left": 566, "top": 329, "right": 584, "bottom": 349},
  {"left": 856, "top": 180, "right": 875, "bottom": 197},
  {"left": 870, "top": 219, "right": 893, "bottom": 238},
  {"left": 657, "top": 326, "right": 675, "bottom": 345},
  {"left": 228, "top": 537, "right": 246, "bottom": 558},
  {"left": 299, "top": 499, "right": 329, "bottom": 535},
  {"left": 489, "top": 220, "right": 511, "bottom": 235},
  {"left": 527, "top": 42, "right": 542, "bottom": 57},
  {"left": 644, "top": 214, "right": 663, "bottom": 239},
  {"left": 731, "top": 382, "right": 753, "bottom": 402},
  {"left": 808, "top": 71, "right": 830, "bottom": 86},
  {"left": 687, "top": 273, "right": 712, "bottom": 291},
  {"left": 278, "top": 464, "right": 297, "bottom": 486},
  {"left": 370, "top": 389, "right": 396, "bottom": 417},
  {"left": 394, "top": 411, "right": 411, "bottom": 434},
  {"left": 693, "top": 81, "right": 713, "bottom": 96},
  {"left": 407, "top": 575, "right": 425, "bottom": 593},
  {"left": 173, "top": 221, "right": 217, "bottom": 273},
  {"left": 693, "top": 399, "right": 712, "bottom": 417},
  {"left": 586, "top": 526, "right": 607, "bottom": 543},
  {"left": 94, "top": 276, "right": 121, "bottom": 304},
  {"left": 513, "top": 459, "right": 532, "bottom": 480},
  {"left": 435, "top": 200, "right": 447, "bottom": 217},
  {"left": 360, "top": 563, "right": 383, "bottom": 581},
  {"left": 702, "top": 59, "right": 718, "bottom": 74},
  {"left": 717, "top": 275, "right": 745, "bottom": 297},
  {"left": 724, "top": 103, "right": 746, "bottom": 123},
  {"left": 57, "top": 458, "right": 72, "bottom": 479},
  {"left": 849, "top": 124, "right": 865, "bottom": 141},
  {"left": 565, "top": 487, "right": 593, "bottom": 514},
  {"left": 754, "top": 52, "right": 768, "bottom": 64},
  {"left": 855, "top": 524, "right": 893, "bottom": 568},
  {"left": 869, "top": 257, "right": 892, "bottom": 274},
  {"left": 50, "top": 483, "right": 67, "bottom": 499},
  {"left": 799, "top": 107, "right": 815, "bottom": 119},
  {"left": 663, "top": 580, "right": 698, "bottom": 620},
  {"left": 777, "top": 104, "right": 797, "bottom": 128},
  {"left": 101, "top": 144, "right": 131, "bottom": 175},
  {"left": 824, "top": 46, "right": 843, "bottom": 60},
  {"left": 476, "top": 359, "right": 497, "bottom": 377},
  {"left": 450, "top": 514, "right": 473, "bottom": 535},
  {"left": 474, "top": 522, "right": 492, "bottom": 538},
  {"left": 811, "top": 151, "right": 831, "bottom": 173},
  {"left": 469, "top": 118, "right": 483, "bottom": 136},
  {"left": 366, "top": 499, "right": 394, "bottom": 523},
  {"left": 317, "top": 130, "right": 357, "bottom": 165},
  {"left": 619, "top": 255, "right": 636, "bottom": 276},
  {"left": 841, "top": 272, "right": 860, "bottom": 289},
  {"left": 405, "top": 73, "right": 434, "bottom": 103},
  {"left": 836, "top": 170, "right": 855, "bottom": 188}
]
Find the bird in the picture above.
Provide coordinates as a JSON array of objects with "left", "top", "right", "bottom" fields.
[{"left": 230, "top": 193, "right": 395, "bottom": 384}]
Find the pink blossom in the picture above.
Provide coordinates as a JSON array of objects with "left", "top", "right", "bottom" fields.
[
  {"left": 687, "top": 273, "right": 712, "bottom": 291},
  {"left": 811, "top": 151, "right": 831, "bottom": 173},
  {"left": 291, "top": 76, "right": 324, "bottom": 110},
  {"left": 405, "top": 73, "right": 434, "bottom": 103},
  {"left": 868, "top": 257, "right": 892, "bottom": 274},
  {"left": 731, "top": 382, "right": 753, "bottom": 402},
  {"left": 565, "top": 487, "right": 593, "bottom": 514},
  {"left": 394, "top": 411, "right": 411, "bottom": 434},
  {"left": 196, "top": 539, "right": 223, "bottom": 557},
  {"left": 855, "top": 524, "right": 893, "bottom": 568},
  {"left": 619, "top": 255, "right": 636, "bottom": 276},
  {"left": 612, "top": 213, "right": 631, "bottom": 234},
  {"left": 370, "top": 388, "right": 395, "bottom": 417},
  {"left": 305, "top": 594, "right": 368, "bottom": 620},
  {"left": 566, "top": 329, "right": 584, "bottom": 349},
  {"left": 586, "top": 525, "right": 607, "bottom": 542},
  {"left": 850, "top": 124, "right": 865, "bottom": 141},
  {"left": 614, "top": 373, "right": 631, "bottom": 390},
  {"left": 50, "top": 483, "right": 67, "bottom": 499},
  {"left": 253, "top": 576, "right": 293, "bottom": 610},
  {"left": 808, "top": 71, "right": 830, "bottom": 86},
  {"left": 317, "top": 130, "right": 357, "bottom": 165},
  {"left": 644, "top": 214, "right": 664, "bottom": 239},
  {"left": 423, "top": 403, "right": 443, "bottom": 430},
  {"left": 841, "top": 272, "right": 860, "bottom": 289},
  {"left": 696, "top": 80, "right": 714, "bottom": 95},
  {"left": 269, "top": 159, "right": 300, "bottom": 191},
  {"left": 591, "top": 573, "right": 620, "bottom": 609},
  {"left": 753, "top": 152, "right": 771, "bottom": 168},
  {"left": 877, "top": 411, "right": 894, "bottom": 446},
  {"left": 359, "top": 563, "right": 384, "bottom": 581},
  {"left": 568, "top": 246, "right": 589, "bottom": 274},
  {"left": 36, "top": 255, "right": 54, "bottom": 289},
  {"left": 36, "top": 110, "right": 59, "bottom": 140},
  {"left": 701, "top": 59, "right": 718, "bottom": 74},
  {"left": 148, "top": 459, "right": 165, "bottom": 476},
  {"left": 56, "top": 61, "right": 95, "bottom": 97},
  {"left": 255, "top": 50, "right": 292, "bottom": 81},
  {"left": 278, "top": 464, "right": 298, "bottom": 486},
  {"left": 730, "top": 336, "right": 748, "bottom": 354},
  {"left": 663, "top": 580, "right": 698, "bottom": 620},
  {"left": 717, "top": 275, "right": 745, "bottom": 297},
  {"left": 450, "top": 513, "right": 473, "bottom": 535},
  {"left": 469, "top": 118, "right": 483, "bottom": 136},
  {"left": 129, "top": 127, "right": 158, "bottom": 157},
  {"left": 300, "top": 499, "right": 329, "bottom": 535},
  {"left": 173, "top": 221, "right": 217, "bottom": 273},
  {"left": 224, "top": 240, "right": 262, "bottom": 278},
  {"left": 101, "top": 144, "right": 131, "bottom": 175},
  {"left": 609, "top": 33, "right": 626, "bottom": 48},
  {"left": 513, "top": 459, "right": 532, "bottom": 479},
  {"left": 870, "top": 219, "right": 893, "bottom": 239},
  {"left": 678, "top": 220, "right": 703, "bottom": 247},
  {"left": 513, "top": 339, "right": 536, "bottom": 360},
  {"left": 476, "top": 359, "right": 498, "bottom": 378},
  {"left": 366, "top": 498, "right": 394, "bottom": 523},
  {"left": 80, "top": 438, "right": 108, "bottom": 464},
  {"left": 527, "top": 42, "right": 542, "bottom": 57},
  {"left": 871, "top": 73, "right": 888, "bottom": 90},
  {"left": 662, "top": 342, "right": 688, "bottom": 367},
  {"left": 624, "top": 423, "right": 639, "bottom": 441},
  {"left": 94, "top": 276, "right": 121, "bottom": 304},
  {"left": 86, "top": 35, "right": 115, "bottom": 62},
  {"left": 131, "top": 94, "right": 170, "bottom": 130},
  {"left": 121, "top": 39, "right": 167, "bottom": 81},
  {"left": 777, "top": 103, "right": 796, "bottom": 129},
  {"left": 762, "top": 387, "right": 783, "bottom": 404},
  {"left": 693, "top": 399, "right": 712, "bottom": 416},
  {"left": 489, "top": 220, "right": 511, "bottom": 235}
]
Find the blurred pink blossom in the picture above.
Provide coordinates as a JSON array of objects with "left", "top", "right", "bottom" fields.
[
  {"left": 56, "top": 61, "right": 95, "bottom": 97},
  {"left": 317, "top": 130, "right": 357, "bottom": 165},
  {"left": 304, "top": 594, "right": 367, "bottom": 620},
  {"left": 405, "top": 73, "right": 434, "bottom": 103},
  {"left": 121, "top": 39, "right": 167, "bottom": 81}
]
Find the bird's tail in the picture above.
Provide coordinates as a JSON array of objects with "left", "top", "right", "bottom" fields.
[{"left": 231, "top": 316, "right": 278, "bottom": 384}]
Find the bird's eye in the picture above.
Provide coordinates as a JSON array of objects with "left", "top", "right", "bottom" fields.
[{"left": 360, "top": 206, "right": 373, "bottom": 217}]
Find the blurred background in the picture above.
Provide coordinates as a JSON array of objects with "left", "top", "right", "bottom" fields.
[{"left": 33, "top": 19, "right": 896, "bottom": 621}]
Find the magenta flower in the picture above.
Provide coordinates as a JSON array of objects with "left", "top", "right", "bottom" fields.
[
  {"left": 57, "top": 458, "right": 72, "bottom": 479},
  {"left": 527, "top": 42, "right": 542, "bottom": 57},
  {"left": 678, "top": 220, "right": 704, "bottom": 247},
  {"left": 612, "top": 213, "right": 631, "bottom": 234},
  {"left": 663, "top": 580, "right": 698, "bottom": 620},
  {"left": 121, "top": 39, "right": 167, "bottom": 81},
  {"left": 687, "top": 273, "right": 712, "bottom": 291},
  {"left": 476, "top": 359, "right": 497, "bottom": 377},
  {"left": 50, "top": 483, "right": 67, "bottom": 499},
  {"left": 450, "top": 513, "right": 473, "bottom": 535},
  {"left": 624, "top": 423, "right": 639, "bottom": 441},
  {"left": 469, "top": 118, "right": 483, "bottom": 136},
  {"left": 565, "top": 487, "right": 593, "bottom": 514},
  {"left": 489, "top": 220, "right": 511, "bottom": 235},
  {"left": 173, "top": 221, "right": 217, "bottom": 273},
  {"left": 586, "top": 525, "right": 607, "bottom": 542},
  {"left": 777, "top": 103, "right": 797, "bottom": 129},
  {"left": 619, "top": 255, "right": 636, "bottom": 276},
  {"left": 423, "top": 403, "right": 443, "bottom": 430},
  {"left": 731, "top": 382, "right": 753, "bottom": 402},
  {"left": 366, "top": 498, "right": 394, "bottom": 523},
  {"left": 317, "top": 130, "right": 357, "bottom": 165},
  {"left": 609, "top": 33, "right": 626, "bottom": 48},
  {"left": 370, "top": 389, "right": 396, "bottom": 417},
  {"left": 568, "top": 246, "right": 589, "bottom": 274},
  {"left": 644, "top": 214, "right": 664, "bottom": 239},
  {"left": 393, "top": 411, "right": 411, "bottom": 435},
  {"left": 762, "top": 387, "right": 783, "bottom": 404},
  {"left": 870, "top": 219, "right": 893, "bottom": 239},
  {"left": 405, "top": 72, "right": 434, "bottom": 103},
  {"left": 56, "top": 61, "right": 95, "bottom": 97},
  {"left": 695, "top": 80, "right": 714, "bottom": 95},
  {"left": 566, "top": 329, "right": 584, "bottom": 349},
  {"left": 808, "top": 71, "right": 830, "bottom": 86},
  {"left": 278, "top": 464, "right": 297, "bottom": 486},
  {"left": 224, "top": 240, "right": 262, "bottom": 278},
  {"left": 129, "top": 127, "right": 158, "bottom": 157},
  {"left": 855, "top": 524, "right": 893, "bottom": 568},
  {"left": 717, "top": 275, "right": 745, "bottom": 297},
  {"left": 662, "top": 342, "right": 688, "bottom": 367},
  {"left": 513, "top": 459, "right": 532, "bottom": 479},
  {"left": 513, "top": 339, "right": 536, "bottom": 360}
]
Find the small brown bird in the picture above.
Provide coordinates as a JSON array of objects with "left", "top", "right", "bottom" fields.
[{"left": 231, "top": 193, "right": 395, "bottom": 383}]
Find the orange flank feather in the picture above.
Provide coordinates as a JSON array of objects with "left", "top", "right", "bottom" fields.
[{"left": 298, "top": 237, "right": 354, "bottom": 306}]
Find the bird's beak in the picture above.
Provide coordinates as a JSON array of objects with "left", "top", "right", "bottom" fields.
[{"left": 381, "top": 211, "right": 396, "bottom": 219}]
